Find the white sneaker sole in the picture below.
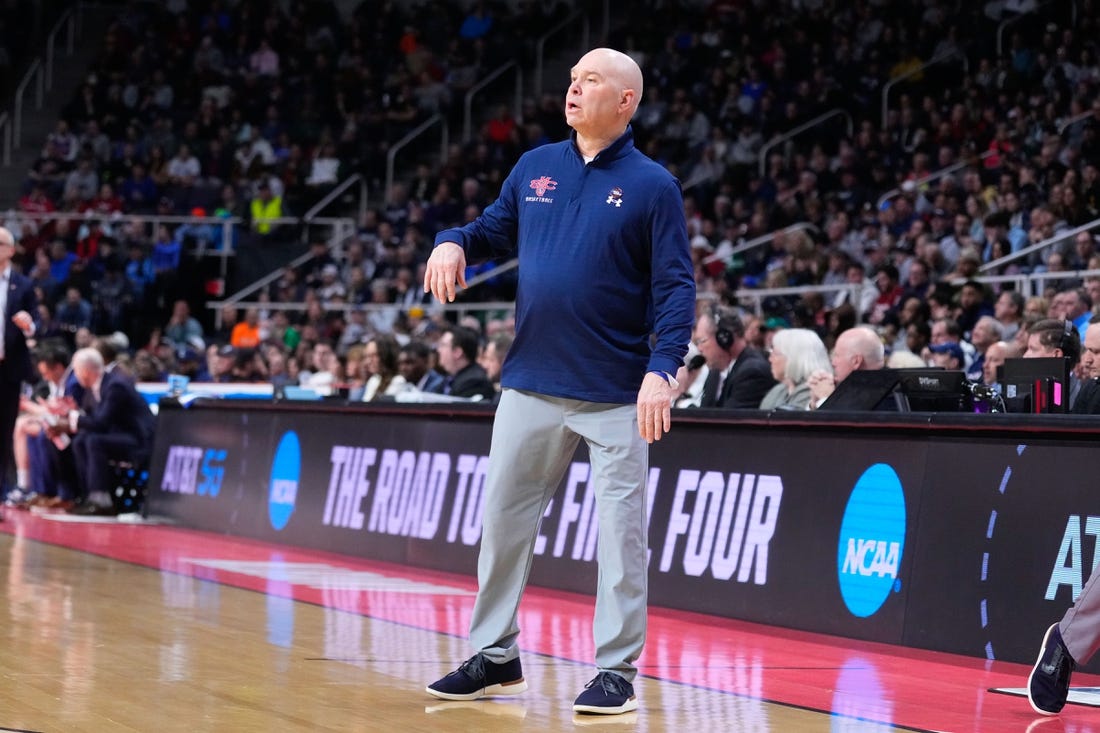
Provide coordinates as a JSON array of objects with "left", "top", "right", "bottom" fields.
[
  {"left": 573, "top": 696, "right": 639, "bottom": 715},
  {"left": 425, "top": 678, "right": 528, "bottom": 701}
]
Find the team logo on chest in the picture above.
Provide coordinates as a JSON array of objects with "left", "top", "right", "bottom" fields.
[
  {"left": 606, "top": 187, "right": 624, "bottom": 207},
  {"left": 526, "top": 175, "right": 557, "bottom": 203}
]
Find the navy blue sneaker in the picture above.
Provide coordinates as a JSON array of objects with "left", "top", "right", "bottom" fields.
[
  {"left": 1028, "top": 623, "right": 1076, "bottom": 715},
  {"left": 573, "top": 672, "right": 638, "bottom": 715},
  {"left": 426, "top": 653, "right": 528, "bottom": 701}
]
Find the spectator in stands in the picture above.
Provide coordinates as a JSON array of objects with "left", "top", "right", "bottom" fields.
[
  {"left": 301, "top": 341, "right": 339, "bottom": 395},
  {"left": 928, "top": 341, "right": 965, "bottom": 371},
  {"left": 478, "top": 332, "right": 512, "bottom": 400},
  {"left": 967, "top": 315, "right": 1006, "bottom": 382},
  {"left": 867, "top": 263, "right": 903, "bottom": 325},
  {"left": 54, "top": 286, "right": 93, "bottom": 333},
  {"left": 759, "top": 328, "right": 831, "bottom": 411},
  {"left": 55, "top": 348, "right": 155, "bottom": 516},
  {"left": 692, "top": 307, "right": 775, "bottom": 409},
  {"left": 163, "top": 300, "right": 204, "bottom": 352},
  {"left": 166, "top": 144, "right": 202, "bottom": 188},
  {"left": 431, "top": 325, "right": 494, "bottom": 401},
  {"left": 360, "top": 335, "right": 409, "bottom": 401},
  {"left": 983, "top": 340, "right": 1021, "bottom": 392},
  {"left": 808, "top": 326, "right": 886, "bottom": 409},
  {"left": 230, "top": 308, "right": 262, "bottom": 350},
  {"left": 956, "top": 281, "right": 995, "bottom": 339},
  {"left": 994, "top": 290, "right": 1025, "bottom": 341},
  {"left": 1059, "top": 287, "right": 1093, "bottom": 341},
  {"left": 399, "top": 339, "right": 444, "bottom": 394},
  {"left": 249, "top": 180, "right": 283, "bottom": 236}
]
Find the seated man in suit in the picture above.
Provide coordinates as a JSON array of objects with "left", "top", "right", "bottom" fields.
[
  {"left": 1072, "top": 321, "right": 1100, "bottom": 414},
  {"left": 808, "top": 325, "right": 887, "bottom": 409},
  {"left": 52, "top": 348, "right": 156, "bottom": 515},
  {"left": 431, "top": 326, "right": 496, "bottom": 401},
  {"left": 398, "top": 340, "right": 445, "bottom": 394},
  {"left": 691, "top": 307, "right": 776, "bottom": 409}
]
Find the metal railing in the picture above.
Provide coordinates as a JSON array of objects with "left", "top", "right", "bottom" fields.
[
  {"left": 876, "top": 150, "right": 995, "bottom": 209},
  {"left": 0, "top": 113, "right": 10, "bottom": 166},
  {"left": 997, "top": 0, "right": 1074, "bottom": 56},
  {"left": 206, "top": 298, "right": 521, "bottom": 326},
  {"left": 703, "top": 223, "right": 821, "bottom": 267},
  {"left": 301, "top": 173, "right": 368, "bottom": 243},
  {"left": 44, "top": 6, "right": 77, "bottom": 93},
  {"left": 1058, "top": 109, "right": 1093, "bottom": 136},
  {"left": 462, "top": 259, "right": 520, "bottom": 291},
  {"left": 535, "top": 9, "right": 589, "bottom": 98},
  {"left": 11, "top": 5, "right": 81, "bottom": 153},
  {"left": 979, "top": 217, "right": 1100, "bottom": 274},
  {"left": 734, "top": 282, "right": 864, "bottom": 318},
  {"left": 881, "top": 49, "right": 968, "bottom": 130},
  {"left": 13, "top": 59, "right": 44, "bottom": 149},
  {"left": 758, "top": 109, "right": 853, "bottom": 178},
  {"left": 385, "top": 113, "right": 448, "bottom": 206},
  {"left": 463, "top": 61, "right": 523, "bottom": 143}
]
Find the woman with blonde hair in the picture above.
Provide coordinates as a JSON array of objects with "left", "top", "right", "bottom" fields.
[{"left": 759, "top": 328, "right": 832, "bottom": 410}]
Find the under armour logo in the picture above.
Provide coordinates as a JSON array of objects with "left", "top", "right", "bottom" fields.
[{"left": 606, "top": 187, "right": 623, "bottom": 207}]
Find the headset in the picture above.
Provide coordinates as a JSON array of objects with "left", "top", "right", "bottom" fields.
[
  {"left": 1059, "top": 319, "right": 1081, "bottom": 364},
  {"left": 1061, "top": 319, "right": 1075, "bottom": 351},
  {"left": 712, "top": 307, "right": 742, "bottom": 351}
]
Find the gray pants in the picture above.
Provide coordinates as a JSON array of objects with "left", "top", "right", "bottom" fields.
[
  {"left": 470, "top": 389, "right": 649, "bottom": 682},
  {"left": 1061, "top": 566, "right": 1100, "bottom": 664}
]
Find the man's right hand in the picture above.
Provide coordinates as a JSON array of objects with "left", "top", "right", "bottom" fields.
[
  {"left": 807, "top": 369, "right": 836, "bottom": 407},
  {"left": 423, "top": 242, "right": 468, "bottom": 303}
]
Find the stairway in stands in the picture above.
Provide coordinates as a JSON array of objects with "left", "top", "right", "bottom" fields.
[{"left": 0, "top": 4, "right": 117, "bottom": 209}]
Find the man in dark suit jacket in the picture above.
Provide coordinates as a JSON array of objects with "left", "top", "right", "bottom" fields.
[
  {"left": 432, "top": 325, "right": 496, "bottom": 401},
  {"left": 399, "top": 340, "right": 446, "bottom": 394},
  {"left": 61, "top": 347, "right": 156, "bottom": 514},
  {"left": 0, "top": 227, "right": 38, "bottom": 499},
  {"left": 693, "top": 307, "right": 776, "bottom": 409},
  {"left": 1073, "top": 322, "right": 1100, "bottom": 414}
]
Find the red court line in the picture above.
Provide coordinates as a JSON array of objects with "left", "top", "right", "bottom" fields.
[{"left": 0, "top": 510, "right": 1094, "bottom": 732}]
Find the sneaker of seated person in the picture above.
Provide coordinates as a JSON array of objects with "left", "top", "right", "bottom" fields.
[
  {"left": 4, "top": 488, "right": 35, "bottom": 508},
  {"left": 573, "top": 672, "right": 638, "bottom": 715},
  {"left": 426, "top": 653, "right": 527, "bottom": 701}
]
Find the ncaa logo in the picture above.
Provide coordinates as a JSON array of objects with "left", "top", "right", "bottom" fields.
[
  {"left": 836, "top": 463, "right": 906, "bottom": 618},
  {"left": 268, "top": 431, "right": 301, "bottom": 531}
]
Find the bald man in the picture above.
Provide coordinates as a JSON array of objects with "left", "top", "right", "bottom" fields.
[
  {"left": 425, "top": 48, "right": 695, "bottom": 715},
  {"left": 0, "top": 227, "right": 37, "bottom": 504},
  {"left": 808, "top": 326, "right": 886, "bottom": 408}
]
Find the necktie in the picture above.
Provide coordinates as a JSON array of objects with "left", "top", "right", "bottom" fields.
[{"left": 701, "top": 369, "right": 720, "bottom": 407}]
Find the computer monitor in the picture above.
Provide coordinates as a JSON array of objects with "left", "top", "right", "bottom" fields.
[
  {"left": 818, "top": 368, "right": 903, "bottom": 411},
  {"left": 1001, "top": 357, "right": 1071, "bottom": 413},
  {"left": 894, "top": 368, "right": 973, "bottom": 412}
]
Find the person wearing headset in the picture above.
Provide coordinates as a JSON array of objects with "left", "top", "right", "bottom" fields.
[
  {"left": 690, "top": 306, "right": 775, "bottom": 409},
  {"left": 1022, "top": 318, "right": 1082, "bottom": 409}
]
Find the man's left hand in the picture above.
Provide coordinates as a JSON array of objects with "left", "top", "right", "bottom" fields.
[{"left": 637, "top": 372, "right": 673, "bottom": 444}]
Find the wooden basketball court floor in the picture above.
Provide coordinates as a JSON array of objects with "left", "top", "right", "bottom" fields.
[{"left": 0, "top": 511, "right": 1094, "bottom": 732}]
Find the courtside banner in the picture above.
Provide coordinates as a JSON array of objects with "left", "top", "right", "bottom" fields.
[{"left": 146, "top": 401, "right": 1100, "bottom": 665}]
